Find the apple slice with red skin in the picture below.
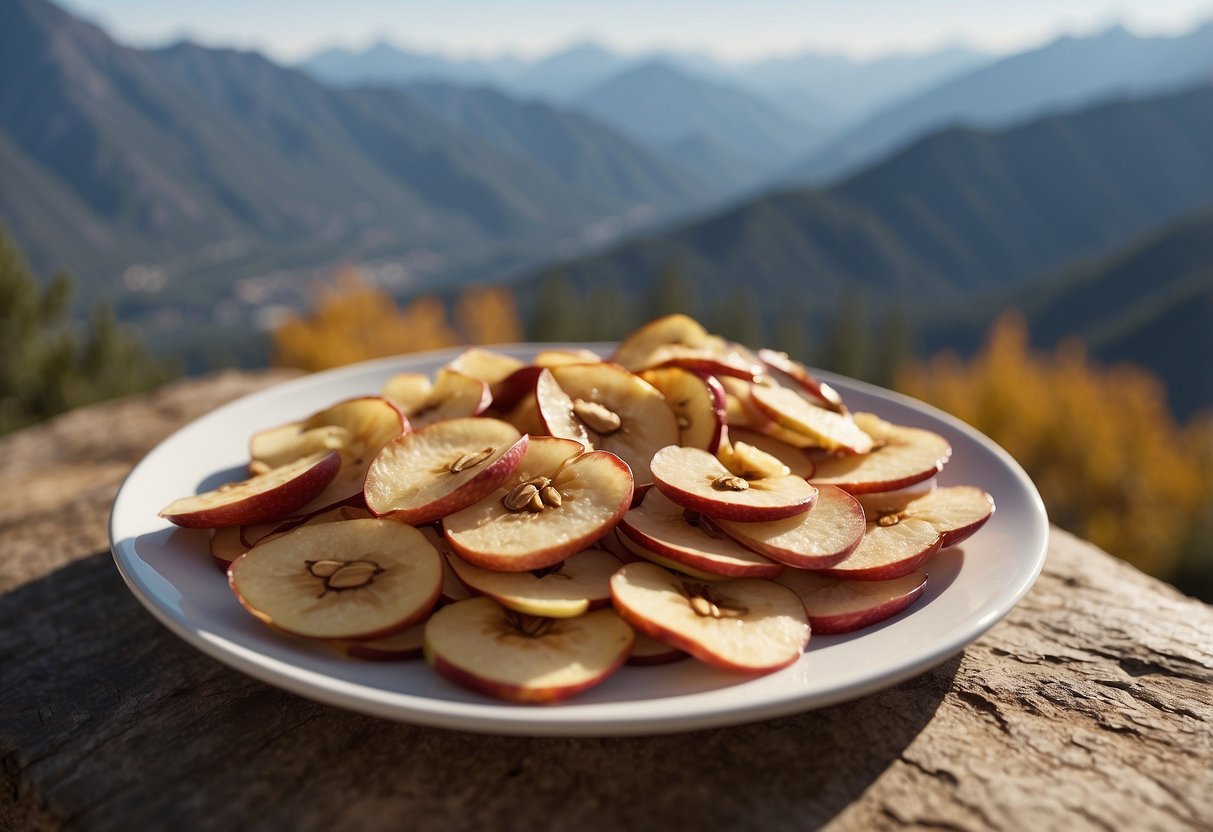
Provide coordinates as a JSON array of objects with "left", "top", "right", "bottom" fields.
[
  {"left": 338, "top": 622, "right": 426, "bottom": 661},
  {"left": 533, "top": 347, "right": 602, "bottom": 367},
  {"left": 619, "top": 489, "right": 784, "bottom": 579},
  {"left": 228, "top": 518, "right": 443, "bottom": 640},
  {"left": 824, "top": 486, "right": 995, "bottom": 580},
  {"left": 609, "top": 562, "right": 810, "bottom": 674},
  {"left": 612, "top": 313, "right": 711, "bottom": 371},
  {"left": 534, "top": 367, "right": 589, "bottom": 447},
  {"left": 650, "top": 445, "right": 817, "bottom": 522},
  {"left": 549, "top": 362, "right": 680, "bottom": 486},
  {"left": 161, "top": 450, "right": 341, "bottom": 529},
  {"left": 639, "top": 367, "right": 727, "bottom": 453},
  {"left": 809, "top": 412, "right": 951, "bottom": 494},
  {"left": 714, "top": 484, "right": 866, "bottom": 570},
  {"left": 382, "top": 369, "right": 490, "bottom": 428},
  {"left": 443, "top": 437, "right": 634, "bottom": 572},
  {"left": 613, "top": 525, "right": 728, "bottom": 581},
  {"left": 726, "top": 428, "right": 816, "bottom": 478},
  {"left": 446, "top": 547, "right": 622, "bottom": 618},
  {"left": 488, "top": 365, "right": 544, "bottom": 414},
  {"left": 424, "top": 597, "right": 634, "bottom": 704},
  {"left": 720, "top": 377, "right": 821, "bottom": 448},
  {"left": 364, "top": 417, "right": 527, "bottom": 525},
  {"left": 757, "top": 348, "right": 846, "bottom": 413},
  {"left": 418, "top": 526, "right": 474, "bottom": 605},
  {"left": 750, "top": 385, "right": 874, "bottom": 454},
  {"left": 445, "top": 347, "right": 525, "bottom": 396},
  {"left": 627, "top": 631, "right": 688, "bottom": 666},
  {"left": 209, "top": 499, "right": 370, "bottom": 570},
  {"left": 776, "top": 569, "right": 928, "bottom": 634}
]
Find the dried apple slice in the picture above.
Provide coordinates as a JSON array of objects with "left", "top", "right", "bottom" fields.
[
  {"left": 418, "top": 526, "right": 474, "bottom": 604},
  {"left": 639, "top": 366, "right": 727, "bottom": 452},
  {"left": 619, "top": 489, "right": 784, "bottom": 578},
  {"left": 533, "top": 347, "right": 603, "bottom": 367},
  {"left": 161, "top": 451, "right": 341, "bottom": 529},
  {"left": 424, "top": 597, "right": 634, "bottom": 703},
  {"left": 613, "top": 526, "right": 728, "bottom": 581},
  {"left": 776, "top": 569, "right": 928, "bottom": 634},
  {"left": 549, "top": 362, "right": 680, "bottom": 485},
  {"left": 612, "top": 313, "right": 711, "bottom": 371},
  {"left": 364, "top": 417, "right": 526, "bottom": 525},
  {"left": 534, "top": 367, "right": 589, "bottom": 447},
  {"left": 609, "top": 562, "right": 810, "bottom": 674},
  {"left": 627, "top": 631, "right": 688, "bottom": 666},
  {"left": 810, "top": 412, "right": 951, "bottom": 493},
  {"left": 825, "top": 486, "right": 995, "bottom": 580},
  {"left": 650, "top": 445, "right": 817, "bottom": 522},
  {"left": 714, "top": 485, "right": 866, "bottom": 570},
  {"left": 443, "top": 437, "right": 633, "bottom": 572},
  {"left": 338, "top": 622, "right": 426, "bottom": 661},
  {"left": 445, "top": 347, "right": 525, "bottom": 392},
  {"left": 750, "top": 385, "right": 873, "bottom": 454},
  {"left": 725, "top": 428, "right": 816, "bottom": 478},
  {"left": 210, "top": 499, "right": 371, "bottom": 568},
  {"left": 382, "top": 369, "right": 491, "bottom": 428},
  {"left": 757, "top": 348, "right": 846, "bottom": 413},
  {"left": 228, "top": 518, "right": 443, "bottom": 639},
  {"left": 446, "top": 547, "right": 622, "bottom": 618}
]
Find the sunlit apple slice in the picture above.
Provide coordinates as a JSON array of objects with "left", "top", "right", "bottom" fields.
[
  {"left": 447, "top": 547, "right": 622, "bottom": 618},
  {"left": 612, "top": 313, "right": 711, "bottom": 371},
  {"left": 210, "top": 499, "right": 371, "bottom": 569},
  {"left": 648, "top": 338, "right": 765, "bottom": 381},
  {"left": 609, "top": 562, "right": 810, "bottom": 674},
  {"left": 445, "top": 347, "right": 525, "bottom": 395},
  {"left": 418, "top": 526, "right": 474, "bottom": 604},
  {"left": 810, "top": 412, "right": 951, "bottom": 493},
  {"left": 382, "top": 369, "right": 490, "bottom": 428},
  {"left": 721, "top": 377, "right": 820, "bottom": 447},
  {"left": 650, "top": 445, "right": 816, "bottom": 522},
  {"left": 614, "top": 526, "right": 728, "bottom": 580},
  {"left": 725, "top": 428, "right": 816, "bottom": 478},
  {"left": 714, "top": 485, "right": 866, "bottom": 569},
  {"left": 338, "top": 622, "right": 426, "bottom": 661},
  {"left": 534, "top": 367, "right": 589, "bottom": 446},
  {"left": 228, "top": 518, "right": 443, "bottom": 639},
  {"left": 533, "top": 347, "right": 603, "bottom": 367},
  {"left": 639, "top": 367, "right": 726, "bottom": 452},
  {"left": 424, "top": 597, "right": 634, "bottom": 704},
  {"left": 619, "top": 490, "right": 784, "bottom": 578},
  {"left": 443, "top": 437, "right": 633, "bottom": 571},
  {"left": 487, "top": 365, "right": 543, "bottom": 414},
  {"left": 627, "top": 631, "right": 688, "bottom": 666},
  {"left": 758, "top": 348, "right": 846, "bottom": 413},
  {"left": 364, "top": 417, "right": 526, "bottom": 524},
  {"left": 776, "top": 569, "right": 928, "bottom": 634},
  {"left": 750, "top": 385, "right": 873, "bottom": 454},
  {"left": 825, "top": 486, "right": 995, "bottom": 580},
  {"left": 161, "top": 451, "right": 340, "bottom": 529},
  {"left": 550, "top": 362, "right": 680, "bottom": 485}
]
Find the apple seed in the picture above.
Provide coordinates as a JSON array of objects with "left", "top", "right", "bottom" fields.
[
  {"left": 503, "top": 608, "right": 558, "bottom": 638},
  {"left": 449, "top": 446, "right": 495, "bottom": 474},
  {"left": 877, "top": 513, "right": 901, "bottom": 527},
  {"left": 681, "top": 581, "right": 748, "bottom": 619},
  {"left": 712, "top": 475, "right": 750, "bottom": 492},
  {"left": 540, "top": 485, "right": 563, "bottom": 508},
  {"left": 306, "top": 558, "right": 385, "bottom": 595}
]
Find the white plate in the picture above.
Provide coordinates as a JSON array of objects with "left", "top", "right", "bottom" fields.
[{"left": 109, "top": 343, "right": 1048, "bottom": 736}]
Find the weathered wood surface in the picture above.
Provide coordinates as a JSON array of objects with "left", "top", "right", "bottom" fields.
[{"left": 2, "top": 371, "right": 1211, "bottom": 832}]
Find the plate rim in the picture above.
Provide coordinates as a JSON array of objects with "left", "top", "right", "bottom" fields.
[{"left": 108, "top": 342, "right": 1049, "bottom": 736}]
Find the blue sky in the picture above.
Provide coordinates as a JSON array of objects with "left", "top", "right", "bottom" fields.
[{"left": 61, "top": 0, "right": 1213, "bottom": 62}]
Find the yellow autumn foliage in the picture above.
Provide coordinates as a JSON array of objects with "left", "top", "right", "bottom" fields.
[
  {"left": 271, "top": 267, "right": 522, "bottom": 372},
  {"left": 897, "top": 312, "right": 1213, "bottom": 580}
]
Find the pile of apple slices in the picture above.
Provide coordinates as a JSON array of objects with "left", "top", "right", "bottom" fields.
[{"left": 159, "top": 314, "right": 994, "bottom": 705}]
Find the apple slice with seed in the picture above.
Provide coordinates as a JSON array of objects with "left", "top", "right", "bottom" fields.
[
  {"left": 619, "top": 489, "right": 784, "bottom": 578},
  {"left": 650, "top": 445, "right": 817, "bottom": 522},
  {"left": 382, "top": 369, "right": 491, "bottom": 428},
  {"left": 750, "top": 385, "right": 873, "bottom": 454},
  {"left": 228, "top": 518, "right": 443, "bottom": 640},
  {"left": 776, "top": 569, "right": 928, "bottom": 634},
  {"left": 810, "top": 413, "right": 951, "bottom": 493},
  {"left": 714, "top": 485, "right": 866, "bottom": 569},
  {"left": 550, "top": 362, "right": 680, "bottom": 485},
  {"left": 424, "top": 597, "right": 634, "bottom": 704},
  {"left": 825, "top": 486, "right": 994, "bottom": 580},
  {"left": 639, "top": 367, "right": 726, "bottom": 452},
  {"left": 338, "top": 622, "right": 426, "bottom": 661},
  {"left": 446, "top": 547, "right": 622, "bottom": 618},
  {"left": 364, "top": 417, "right": 526, "bottom": 525},
  {"left": 725, "top": 428, "right": 816, "bottom": 478},
  {"left": 443, "top": 437, "right": 633, "bottom": 572},
  {"left": 609, "top": 562, "right": 810, "bottom": 674},
  {"left": 758, "top": 349, "right": 846, "bottom": 413},
  {"left": 534, "top": 367, "right": 590, "bottom": 447},
  {"left": 161, "top": 450, "right": 341, "bottom": 529}
]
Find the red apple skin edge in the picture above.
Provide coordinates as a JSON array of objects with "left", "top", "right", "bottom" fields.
[
  {"left": 425, "top": 646, "right": 633, "bottom": 705},
  {"left": 822, "top": 538, "right": 943, "bottom": 582},
  {"left": 488, "top": 366, "right": 543, "bottom": 414},
  {"left": 808, "top": 579, "right": 928, "bottom": 635},
  {"left": 939, "top": 505, "right": 995, "bottom": 549},
  {"left": 626, "top": 646, "right": 689, "bottom": 667}
]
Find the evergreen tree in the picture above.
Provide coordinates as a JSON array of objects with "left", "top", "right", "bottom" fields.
[
  {"left": 820, "top": 290, "right": 869, "bottom": 380},
  {"left": 528, "top": 270, "right": 586, "bottom": 342},
  {"left": 647, "top": 259, "right": 696, "bottom": 320}
]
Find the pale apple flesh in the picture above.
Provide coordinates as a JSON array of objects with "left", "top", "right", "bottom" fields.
[
  {"left": 810, "top": 412, "right": 951, "bottom": 493},
  {"left": 209, "top": 500, "right": 371, "bottom": 568},
  {"left": 639, "top": 366, "right": 727, "bottom": 452},
  {"left": 613, "top": 526, "right": 730, "bottom": 581},
  {"left": 443, "top": 437, "right": 634, "bottom": 572},
  {"left": 444, "top": 347, "right": 525, "bottom": 393},
  {"left": 363, "top": 417, "right": 526, "bottom": 525},
  {"left": 446, "top": 547, "right": 623, "bottom": 618},
  {"left": 757, "top": 348, "right": 846, "bottom": 413},
  {"left": 750, "top": 384, "right": 874, "bottom": 454},
  {"left": 725, "top": 428, "right": 817, "bottom": 478},
  {"left": 714, "top": 484, "right": 866, "bottom": 570},
  {"left": 418, "top": 526, "right": 474, "bottom": 604},
  {"left": 228, "top": 518, "right": 444, "bottom": 640},
  {"left": 423, "top": 597, "right": 635, "bottom": 704},
  {"left": 160, "top": 450, "right": 341, "bottom": 529},
  {"left": 650, "top": 445, "right": 818, "bottom": 522},
  {"left": 627, "top": 630, "right": 688, "bottom": 666},
  {"left": 619, "top": 489, "right": 785, "bottom": 578},
  {"left": 382, "top": 369, "right": 491, "bottom": 428},
  {"left": 609, "top": 562, "right": 810, "bottom": 674},
  {"left": 611, "top": 313, "right": 711, "bottom": 372},
  {"left": 776, "top": 569, "right": 928, "bottom": 634},
  {"left": 534, "top": 367, "right": 590, "bottom": 447}
]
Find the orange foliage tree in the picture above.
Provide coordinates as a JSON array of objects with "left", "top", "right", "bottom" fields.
[
  {"left": 897, "top": 312, "right": 1213, "bottom": 581},
  {"left": 272, "top": 267, "right": 522, "bottom": 372}
]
